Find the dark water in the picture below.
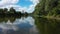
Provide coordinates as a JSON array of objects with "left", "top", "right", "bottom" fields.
[{"left": 0, "top": 16, "right": 60, "bottom": 34}]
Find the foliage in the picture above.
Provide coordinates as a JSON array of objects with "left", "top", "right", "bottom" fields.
[
  {"left": 33, "top": 0, "right": 60, "bottom": 17},
  {"left": 0, "top": 7, "right": 29, "bottom": 17}
]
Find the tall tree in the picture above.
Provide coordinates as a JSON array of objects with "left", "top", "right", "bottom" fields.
[
  {"left": 0, "top": 9, "right": 3, "bottom": 14},
  {"left": 33, "top": 0, "right": 60, "bottom": 16},
  {"left": 3, "top": 8, "right": 8, "bottom": 13},
  {"left": 9, "top": 7, "right": 16, "bottom": 13}
]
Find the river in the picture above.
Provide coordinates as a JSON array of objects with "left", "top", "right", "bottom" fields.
[{"left": 0, "top": 16, "right": 60, "bottom": 34}]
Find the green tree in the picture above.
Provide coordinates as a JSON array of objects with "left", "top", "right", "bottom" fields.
[
  {"left": 33, "top": 0, "right": 60, "bottom": 17},
  {"left": 9, "top": 7, "right": 16, "bottom": 13},
  {"left": 0, "top": 9, "right": 3, "bottom": 13},
  {"left": 3, "top": 8, "right": 8, "bottom": 13}
]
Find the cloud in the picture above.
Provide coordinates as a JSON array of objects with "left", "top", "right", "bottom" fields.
[
  {"left": 0, "top": 0, "right": 19, "bottom": 6},
  {"left": 26, "top": 0, "right": 39, "bottom": 13},
  {"left": 0, "top": 0, "right": 39, "bottom": 13}
]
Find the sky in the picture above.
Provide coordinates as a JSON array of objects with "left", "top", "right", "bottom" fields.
[{"left": 0, "top": 0, "right": 39, "bottom": 13}]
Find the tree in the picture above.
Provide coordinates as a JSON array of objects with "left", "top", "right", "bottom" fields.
[
  {"left": 0, "top": 9, "right": 3, "bottom": 13},
  {"left": 3, "top": 8, "right": 8, "bottom": 13},
  {"left": 9, "top": 7, "right": 16, "bottom": 13},
  {"left": 33, "top": 0, "right": 60, "bottom": 17}
]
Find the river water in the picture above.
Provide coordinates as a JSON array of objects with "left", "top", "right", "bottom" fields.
[{"left": 0, "top": 16, "right": 60, "bottom": 34}]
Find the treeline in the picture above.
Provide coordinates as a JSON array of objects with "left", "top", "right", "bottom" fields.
[
  {"left": 33, "top": 0, "right": 60, "bottom": 17},
  {"left": 0, "top": 7, "right": 28, "bottom": 17}
]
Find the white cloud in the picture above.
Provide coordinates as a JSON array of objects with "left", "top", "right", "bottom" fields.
[
  {"left": 26, "top": 0, "right": 39, "bottom": 13},
  {"left": 0, "top": 0, "right": 19, "bottom": 6},
  {"left": 0, "top": 0, "right": 39, "bottom": 13}
]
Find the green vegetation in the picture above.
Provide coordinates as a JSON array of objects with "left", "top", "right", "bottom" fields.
[
  {"left": 0, "top": 7, "right": 28, "bottom": 17},
  {"left": 32, "top": 0, "right": 60, "bottom": 33},
  {"left": 33, "top": 0, "right": 60, "bottom": 18}
]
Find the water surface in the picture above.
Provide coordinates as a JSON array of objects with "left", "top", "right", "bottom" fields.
[
  {"left": 0, "top": 16, "right": 60, "bottom": 34},
  {"left": 0, "top": 16, "right": 39, "bottom": 34}
]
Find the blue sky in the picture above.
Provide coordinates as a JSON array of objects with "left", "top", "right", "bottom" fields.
[
  {"left": 0, "top": 0, "right": 39, "bottom": 13},
  {"left": 17, "top": 0, "right": 33, "bottom": 7}
]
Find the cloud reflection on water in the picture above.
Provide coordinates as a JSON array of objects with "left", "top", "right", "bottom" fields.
[{"left": 0, "top": 16, "right": 39, "bottom": 34}]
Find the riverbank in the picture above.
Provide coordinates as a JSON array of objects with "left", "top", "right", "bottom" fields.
[
  {"left": 39, "top": 15, "right": 60, "bottom": 20},
  {"left": 33, "top": 15, "right": 60, "bottom": 20}
]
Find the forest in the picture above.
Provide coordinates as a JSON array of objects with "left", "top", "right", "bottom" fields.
[
  {"left": 33, "top": 0, "right": 60, "bottom": 18},
  {"left": 0, "top": 7, "right": 28, "bottom": 17}
]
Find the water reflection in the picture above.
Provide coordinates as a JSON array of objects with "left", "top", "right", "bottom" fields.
[
  {"left": 0, "top": 16, "right": 38, "bottom": 34},
  {"left": 1, "top": 16, "right": 60, "bottom": 34},
  {"left": 35, "top": 17, "right": 60, "bottom": 34}
]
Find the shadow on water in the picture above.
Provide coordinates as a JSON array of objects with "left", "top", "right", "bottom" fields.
[
  {"left": 0, "top": 16, "right": 39, "bottom": 34},
  {"left": 35, "top": 17, "right": 60, "bottom": 34},
  {"left": 0, "top": 15, "right": 28, "bottom": 23}
]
